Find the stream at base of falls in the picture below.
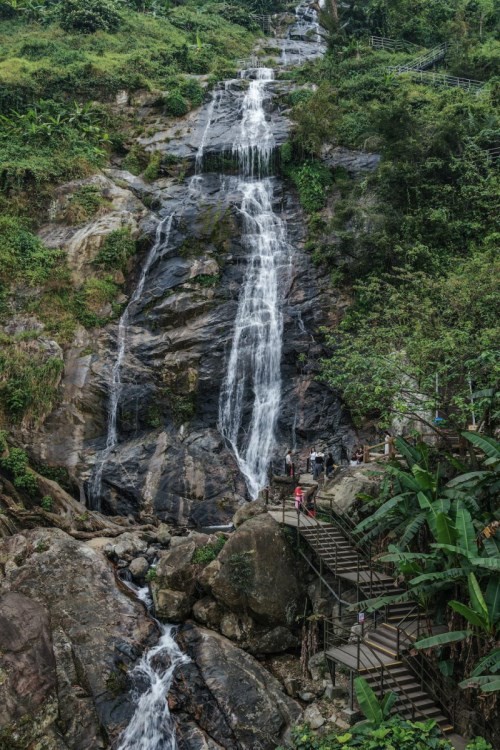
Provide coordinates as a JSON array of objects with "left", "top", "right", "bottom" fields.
[{"left": 117, "top": 582, "right": 189, "bottom": 750}]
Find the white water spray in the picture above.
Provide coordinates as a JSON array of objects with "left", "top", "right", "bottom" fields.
[
  {"left": 117, "top": 620, "right": 189, "bottom": 750},
  {"left": 219, "top": 68, "right": 290, "bottom": 499},
  {"left": 90, "top": 215, "right": 174, "bottom": 505}
]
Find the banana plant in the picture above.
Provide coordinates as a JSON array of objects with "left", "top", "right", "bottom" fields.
[
  {"left": 460, "top": 647, "right": 500, "bottom": 694},
  {"left": 415, "top": 573, "right": 500, "bottom": 651},
  {"left": 353, "top": 677, "right": 398, "bottom": 726}
]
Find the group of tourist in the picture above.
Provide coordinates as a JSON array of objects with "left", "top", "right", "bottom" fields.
[{"left": 285, "top": 448, "right": 337, "bottom": 480}]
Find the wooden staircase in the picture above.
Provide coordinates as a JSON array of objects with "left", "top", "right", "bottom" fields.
[{"left": 271, "top": 494, "right": 467, "bottom": 748}]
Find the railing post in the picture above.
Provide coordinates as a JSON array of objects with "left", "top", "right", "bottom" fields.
[
  {"left": 396, "top": 627, "right": 400, "bottom": 659},
  {"left": 350, "top": 670, "right": 355, "bottom": 712}
]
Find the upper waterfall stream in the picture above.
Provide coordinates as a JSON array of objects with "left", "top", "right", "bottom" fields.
[{"left": 218, "top": 67, "right": 290, "bottom": 499}]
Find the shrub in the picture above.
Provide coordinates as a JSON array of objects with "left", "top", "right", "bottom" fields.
[
  {"left": 41, "top": 495, "right": 53, "bottom": 511},
  {"left": 179, "top": 78, "right": 205, "bottom": 107},
  {"left": 192, "top": 536, "right": 226, "bottom": 564},
  {"left": 0, "top": 447, "right": 38, "bottom": 496},
  {"left": 279, "top": 717, "right": 455, "bottom": 749},
  {"left": 94, "top": 228, "right": 136, "bottom": 270},
  {"left": 60, "top": 0, "right": 122, "bottom": 34},
  {"left": 64, "top": 185, "right": 104, "bottom": 223},
  {"left": 0, "top": 216, "right": 61, "bottom": 285},
  {"left": 164, "top": 91, "right": 189, "bottom": 117},
  {"left": 288, "top": 161, "right": 333, "bottom": 213},
  {"left": 143, "top": 152, "right": 162, "bottom": 182}
]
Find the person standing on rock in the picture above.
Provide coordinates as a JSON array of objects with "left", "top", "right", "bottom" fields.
[
  {"left": 326, "top": 452, "right": 335, "bottom": 478},
  {"left": 309, "top": 448, "right": 317, "bottom": 475},
  {"left": 285, "top": 450, "right": 294, "bottom": 477}
]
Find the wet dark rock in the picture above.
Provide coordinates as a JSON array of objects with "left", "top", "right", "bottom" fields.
[{"left": 173, "top": 623, "right": 301, "bottom": 750}]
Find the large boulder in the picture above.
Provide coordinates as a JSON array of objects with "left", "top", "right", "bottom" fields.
[
  {"left": 151, "top": 534, "right": 209, "bottom": 621},
  {"left": 317, "top": 466, "right": 383, "bottom": 514},
  {"left": 0, "top": 528, "right": 157, "bottom": 749},
  {"left": 209, "top": 514, "right": 306, "bottom": 627},
  {"left": 0, "top": 592, "right": 63, "bottom": 748},
  {"left": 173, "top": 624, "right": 301, "bottom": 750}
]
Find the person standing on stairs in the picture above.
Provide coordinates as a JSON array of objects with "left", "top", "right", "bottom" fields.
[{"left": 285, "top": 449, "right": 294, "bottom": 477}]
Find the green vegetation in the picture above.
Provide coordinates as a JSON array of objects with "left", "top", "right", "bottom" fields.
[
  {"left": 94, "top": 227, "right": 136, "bottom": 270},
  {"left": 0, "top": 447, "right": 38, "bottom": 494},
  {"left": 283, "top": 0, "right": 499, "bottom": 434},
  {"left": 192, "top": 535, "right": 226, "bottom": 564},
  {"left": 279, "top": 676, "right": 492, "bottom": 749},
  {"left": 353, "top": 435, "right": 499, "bottom": 711}
]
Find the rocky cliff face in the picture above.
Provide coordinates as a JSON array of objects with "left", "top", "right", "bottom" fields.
[{"left": 26, "top": 91, "right": 354, "bottom": 527}]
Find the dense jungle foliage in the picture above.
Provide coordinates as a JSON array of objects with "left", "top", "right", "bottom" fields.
[{"left": 282, "top": 0, "right": 499, "bottom": 435}]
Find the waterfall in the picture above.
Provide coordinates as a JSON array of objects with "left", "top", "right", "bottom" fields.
[
  {"left": 219, "top": 67, "right": 290, "bottom": 499},
  {"left": 90, "top": 215, "right": 174, "bottom": 506},
  {"left": 117, "top": 627, "right": 188, "bottom": 750},
  {"left": 116, "top": 584, "right": 189, "bottom": 750}
]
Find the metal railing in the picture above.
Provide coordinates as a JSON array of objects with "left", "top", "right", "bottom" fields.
[
  {"left": 324, "top": 617, "right": 436, "bottom": 723},
  {"left": 388, "top": 66, "right": 485, "bottom": 91},
  {"left": 405, "top": 650, "right": 458, "bottom": 729},
  {"left": 397, "top": 42, "right": 448, "bottom": 71},
  {"left": 369, "top": 36, "right": 421, "bottom": 52}
]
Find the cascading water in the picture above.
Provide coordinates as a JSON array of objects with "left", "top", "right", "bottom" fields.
[
  {"left": 218, "top": 67, "right": 290, "bottom": 499},
  {"left": 90, "top": 215, "right": 174, "bottom": 507},
  {"left": 116, "top": 583, "right": 189, "bottom": 750},
  {"left": 117, "top": 627, "right": 189, "bottom": 750}
]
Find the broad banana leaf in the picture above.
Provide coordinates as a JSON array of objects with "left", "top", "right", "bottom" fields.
[
  {"left": 483, "top": 538, "right": 500, "bottom": 558},
  {"left": 471, "top": 557, "right": 500, "bottom": 573},
  {"left": 480, "top": 679, "right": 500, "bottom": 693},
  {"left": 485, "top": 578, "right": 500, "bottom": 624},
  {"left": 449, "top": 600, "right": 487, "bottom": 629},
  {"left": 415, "top": 630, "right": 472, "bottom": 650},
  {"left": 462, "top": 432, "right": 500, "bottom": 460},
  {"left": 468, "top": 572, "right": 489, "bottom": 624},
  {"left": 412, "top": 464, "right": 435, "bottom": 491},
  {"left": 400, "top": 512, "right": 427, "bottom": 549},
  {"left": 435, "top": 512, "right": 456, "bottom": 547},
  {"left": 354, "top": 677, "right": 383, "bottom": 724},
  {"left": 431, "top": 543, "right": 473, "bottom": 559},
  {"left": 385, "top": 465, "right": 422, "bottom": 492},
  {"left": 380, "top": 690, "right": 398, "bottom": 718},
  {"left": 446, "top": 471, "right": 490, "bottom": 487},
  {"left": 471, "top": 647, "right": 500, "bottom": 676},
  {"left": 455, "top": 504, "right": 477, "bottom": 557},
  {"left": 355, "top": 493, "right": 410, "bottom": 532},
  {"left": 410, "top": 568, "right": 465, "bottom": 587},
  {"left": 395, "top": 437, "right": 421, "bottom": 467}
]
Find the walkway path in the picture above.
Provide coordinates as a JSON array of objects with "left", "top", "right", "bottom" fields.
[{"left": 270, "top": 495, "right": 467, "bottom": 747}]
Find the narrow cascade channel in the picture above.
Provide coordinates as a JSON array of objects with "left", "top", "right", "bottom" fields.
[
  {"left": 218, "top": 67, "right": 290, "bottom": 500},
  {"left": 90, "top": 215, "right": 174, "bottom": 507},
  {"left": 116, "top": 584, "right": 189, "bottom": 750},
  {"left": 117, "top": 627, "right": 189, "bottom": 750}
]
